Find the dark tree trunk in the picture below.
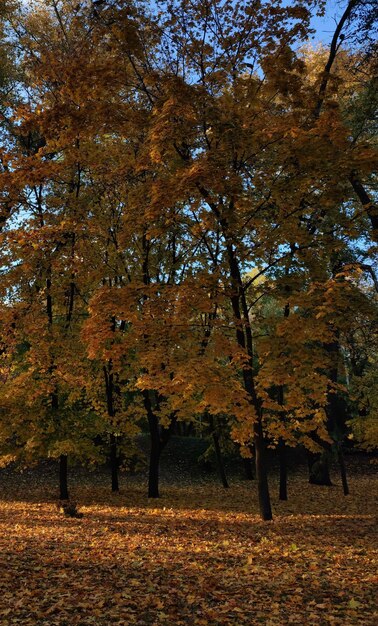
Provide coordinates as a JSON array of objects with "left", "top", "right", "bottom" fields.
[
  {"left": 278, "top": 439, "right": 288, "bottom": 501},
  {"left": 337, "top": 445, "right": 349, "bottom": 496},
  {"left": 141, "top": 235, "right": 163, "bottom": 499},
  {"left": 143, "top": 390, "right": 161, "bottom": 498},
  {"left": 184, "top": 422, "right": 194, "bottom": 436},
  {"left": 59, "top": 454, "right": 69, "bottom": 500},
  {"left": 276, "top": 388, "right": 288, "bottom": 501},
  {"left": 142, "top": 388, "right": 177, "bottom": 499},
  {"left": 210, "top": 416, "right": 229, "bottom": 489},
  {"left": 323, "top": 330, "right": 349, "bottom": 492},
  {"left": 110, "top": 433, "right": 119, "bottom": 492},
  {"left": 148, "top": 428, "right": 161, "bottom": 498},
  {"left": 195, "top": 189, "right": 272, "bottom": 519},
  {"left": 349, "top": 176, "right": 378, "bottom": 237},
  {"left": 254, "top": 419, "right": 272, "bottom": 521},
  {"left": 243, "top": 457, "right": 254, "bottom": 480},
  {"left": 226, "top": 243, "right": 272, "bottom": 519},
  {"left": 308, "top": 451, "right": 332, "bottom": 486},
  {"left": 103, "top": 362, "right": 120, "bottom": 493},
  {"left": 307, "top": 331, "right": 340, "bottom": 488},
  {"left": 277, "top": 303, "right": 290, "bottom": 502}
]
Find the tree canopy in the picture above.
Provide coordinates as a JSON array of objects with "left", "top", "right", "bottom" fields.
[{"left": 0, "top": 0, "right": 377, "bottom": 520}]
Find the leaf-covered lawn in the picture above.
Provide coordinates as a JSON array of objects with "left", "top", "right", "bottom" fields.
[{"left": 0, "top": 471, "right": 377, "bottom": 625}]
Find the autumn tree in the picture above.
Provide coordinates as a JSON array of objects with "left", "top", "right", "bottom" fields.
[
  {"left": 0, "top": 0, "right": 113, "bottom": 496},
  {"left": 0, "top": 0, "right": 376, "bottom": 522},
  {"left": 110, "top": 0, "right": 377, "bottom": 518}
]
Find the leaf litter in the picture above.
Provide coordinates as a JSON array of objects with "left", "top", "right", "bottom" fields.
[{"left": 0, "top": 468, "right": 376, "bottom": 625}]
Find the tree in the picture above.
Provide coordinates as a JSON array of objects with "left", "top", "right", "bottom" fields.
[{"left": 0, "top": 0, "right": 376, "bottom": 521}]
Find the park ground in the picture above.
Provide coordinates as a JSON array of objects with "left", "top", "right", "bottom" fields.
[{"left": 0, "top": 449, "right": 377, "bottom": 625}]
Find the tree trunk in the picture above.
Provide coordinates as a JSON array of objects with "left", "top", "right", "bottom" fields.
[
  {"left": 148, "top": 429, "right": 161, "bottom": 498},
  {"left": 278, "top": 438, "right": 288, "bottom": 501},
  {"left": 277, "top": 303, "right": 290, "bottom": 501},
  {"left": 337, "top": 445, "right": 349, "bottom": 496},
  {"left": 308, "top": 451, "right": 332, "bottom": 486},
  {"left": 243, "top": 457, "right": 254, "bottom": 480},
  {"left": 196, "top": 191, "right": 272, "bottom": 519},
  {"left": 254, "top": 419, "right": 272, "bottom": 520},
  {"left": 110, "top": 433, "right": 119, "bottom": 492},
  {"left": 103, "top": 362, "right": 121, "bottom": 493},
  {"left": 211, "top": 423, "right": 229, "bottom": 488},
  {"left": 59, "top": 454, "right": 69, "bottom": 500},
  {"left": 143, "top": 390, "right": 161, "bottom": 498}
]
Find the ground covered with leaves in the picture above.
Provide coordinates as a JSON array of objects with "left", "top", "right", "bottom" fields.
[{"left": 0, "top": 461, "right": 377, "bottom": 625}]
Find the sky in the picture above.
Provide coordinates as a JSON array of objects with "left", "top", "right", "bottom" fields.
[
  {"left": 17, "top": 1, "right": 354, "bottom": 48},
  {"left": 310, "top": 0, "right": 347, "bottom": 44}
]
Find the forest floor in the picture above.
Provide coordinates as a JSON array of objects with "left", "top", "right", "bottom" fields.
[{"left": 0, "top": 451, "right": 377, "bottom": 625}]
